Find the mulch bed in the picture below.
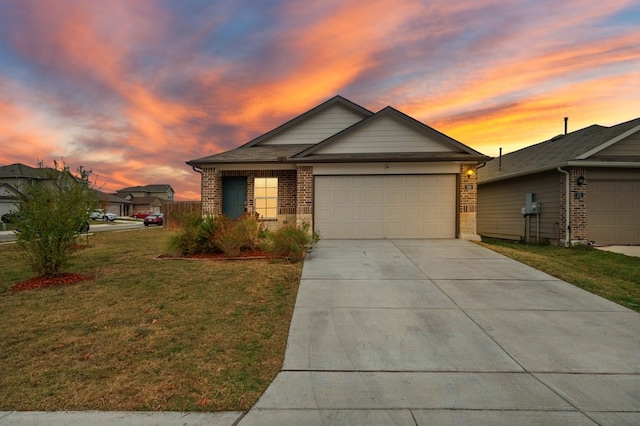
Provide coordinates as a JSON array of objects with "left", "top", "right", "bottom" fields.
[{"left": 11, "top": 273, "right": 92, "bottom": 292}]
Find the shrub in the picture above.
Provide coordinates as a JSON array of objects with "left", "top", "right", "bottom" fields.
[
  {"left": 263, "top": 222, "right": 319, "bottom": 262},
  {"left": 214, "top": 214, "right": 263, "bottom": 257},
  {"left": 14, "top": 161, "right": 96, "bottom": 276},
  {"left": 167, "top": 213, "right": 226, "bottom": 255}
]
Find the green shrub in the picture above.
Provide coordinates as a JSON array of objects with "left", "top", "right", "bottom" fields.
[{"left": 263, "top": 222, "right": 319, "bottom": 262}]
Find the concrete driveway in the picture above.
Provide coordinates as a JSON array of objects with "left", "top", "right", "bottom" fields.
[{"left": 241, "top": 239, "right": 640, "bottom": 425}]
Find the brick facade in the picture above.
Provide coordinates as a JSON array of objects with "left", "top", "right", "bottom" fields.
[
  {"left": 459, "top": 164, "right": 479, "bottom": 240},
  {"left": 559, "top": 168, "right": 588, "bottom": 244},
  {"left": 200, "top": 168, "right": 300, "bottom": 229},
  {"left": 200, "top": 164, "right": 478, "bottom": 238}
]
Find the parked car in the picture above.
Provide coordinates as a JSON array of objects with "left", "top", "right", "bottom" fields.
[
  {"left": 90, "top": 209, "right": 117, "bottom": 222},
  {"left": 143, "top": 213, "right": 163, "bottom": 226},
  {"left": 133, "top": 211, "right": 153, "bottom": 219}
]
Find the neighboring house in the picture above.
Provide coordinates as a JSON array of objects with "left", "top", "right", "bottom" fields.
[
  {"left": 92, "top": 189, "right": 133, "bottom": 217},
  {"left": 0, "top": 182, "right": 21, "bottom": 217},
  {"left": 115, "top": 184, "right": 174, "bottom": 215},
  {"left": 187, "top": 95, "right": 491, "bottom": 239},
  {"left": 477, "top": 117, "right": 640, "bottom": 246},
  {"left": 0, "top": 163, "right": 53, "bottom": 217}
]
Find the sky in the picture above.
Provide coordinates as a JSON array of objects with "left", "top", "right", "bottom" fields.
[{"left": 1, "top": 0, "right": 639, "bottom": 200}]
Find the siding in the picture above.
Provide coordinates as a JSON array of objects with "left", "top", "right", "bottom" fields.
[
  {"left": 316, "top": 116, "right": 453, "bottom": 154},
  {"left": 478, "top": 171, "right": 560, "bottom": 242},
  {"left": 593, "top": 132, "right": 640, "bottom": 157},
  {"left": 261, "top": 104, "right": 364, "bottom": 145}
]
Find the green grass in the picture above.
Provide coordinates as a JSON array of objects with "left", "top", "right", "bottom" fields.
[
  {"left": 0, "top": 228, "right": 302, "bottom": 411},
  {"left": 478, "top": 238, "right": 640, "bottom": 312}
]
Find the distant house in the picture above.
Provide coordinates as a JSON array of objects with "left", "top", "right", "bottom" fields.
[
  {"left": 187, "top": 95, "right": 490, "bottom": 239},
  {"left": 92, "top": 189, "right": 132, "bottom": 217},
  {"left": 477, "top": 118, "right": 640, "bottom": 246},
  {"left": 0, "top": 163, "right": 55, "bottom": 217},
  {"left": 115, "top": 184, "right": 174, "bottom": 215}
]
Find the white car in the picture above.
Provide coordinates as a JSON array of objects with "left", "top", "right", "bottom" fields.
[{"left": 90, "top": 210, "right": 117, "bottom": 222}]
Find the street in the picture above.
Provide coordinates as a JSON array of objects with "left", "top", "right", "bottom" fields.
[{"left": 0, "top": 220, "right": 147, "bottom": 243}]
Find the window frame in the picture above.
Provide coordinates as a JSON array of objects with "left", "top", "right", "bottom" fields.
[{"left": 254, "top": 177, "right": 278, "bottom": 219}]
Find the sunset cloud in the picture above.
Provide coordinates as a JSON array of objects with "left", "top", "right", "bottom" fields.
[{"left": 0, "top": 0, "right": 638, "bottom": 199}]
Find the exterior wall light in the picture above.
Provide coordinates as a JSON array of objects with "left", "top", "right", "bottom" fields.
[{"left": 466, "top": 169, "right": 475, "bottom": 176}]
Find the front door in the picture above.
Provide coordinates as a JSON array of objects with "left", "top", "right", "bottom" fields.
[{"left": 222, "top": 177, "right": 247, "bottom": 219}]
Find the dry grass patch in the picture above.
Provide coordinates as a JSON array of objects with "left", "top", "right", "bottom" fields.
[
  {"left": 478, "top": 239, "right": 640, "bottom": 312},
  {"left": 0, "top": 228, "right": 302, "bottom": 411}
]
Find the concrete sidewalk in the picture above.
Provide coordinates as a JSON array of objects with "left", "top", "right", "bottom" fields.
[
  {"left": 240, "top": 239, "right": 640, "bottom": 425},
  {"left": 2, "top": 239, "right": 638, "bottom": 425}
]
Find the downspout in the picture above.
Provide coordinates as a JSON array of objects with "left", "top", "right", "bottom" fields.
[
  {"left": 557, "top": 167, "right": 570, "bottom": 247},
  {"left": 192, "top": 166, "right": 203, "bottom": 174}
]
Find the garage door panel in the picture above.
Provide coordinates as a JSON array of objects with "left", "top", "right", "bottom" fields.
[
  {"left": 315, "top": 175, "right": 456, "bottom": 239},
  {"left": 589, "top": 180, "right": 640, "bottom": 245}
]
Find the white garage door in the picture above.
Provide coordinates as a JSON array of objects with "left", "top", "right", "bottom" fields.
[{"left": 315, "top": 175, "right": 456, "bottom": 239}]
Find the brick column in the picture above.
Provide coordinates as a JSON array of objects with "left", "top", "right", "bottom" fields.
[
  {"left": 569, "top": 169, "right": 587, "bottom": 243},
  {"left": 296, "top": 166, "right": 313, "bottom": 229},
  {"left": 459, "top": 164, "right": 480, "bottom": 241},
  {"left": 201, "top": 167, "right": 221, "bottom": 216}
]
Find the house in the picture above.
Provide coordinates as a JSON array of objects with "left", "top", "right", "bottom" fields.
[
  {"left": 92, "top": 189, "right": 132, "bottom": 217},
  {"left": 187, "top": 95, "right": 491, "bottom": 239},
  {"left": 0, "top": 163, "right": 53, "bottom": 217},
  {"left": 115, "top": 184, "right": 174, "bottom": 215},
  {"left": 477, "top": 117, "right": 640, "bottom": 246}
]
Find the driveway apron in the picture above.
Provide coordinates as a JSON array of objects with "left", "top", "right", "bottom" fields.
[{"left": 240, "top": 239, "right": 640, "bottom": 425}]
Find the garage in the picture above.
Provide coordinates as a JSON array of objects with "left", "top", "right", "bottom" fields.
[
  {"left": 589, "top": 179, "right": 640, "bottom": 245},
  {"left": 314, "top": 175, "right": 457, "bottom": 239}
]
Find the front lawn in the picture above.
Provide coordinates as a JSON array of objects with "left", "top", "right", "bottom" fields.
[
  {"left": 0, "top": 228, "right": 302, "bottom": 411},
  {"left": 478, "top": 239, "right": 640, "bottom": 312}
]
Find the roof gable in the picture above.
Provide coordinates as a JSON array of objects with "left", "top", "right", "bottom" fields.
[
  {"left": 246, "top": 95, "right": 373, "bottom": 147},
  {"left": 0, "top": 182, "right": 20, "bottom": 197},
  {"left": 478, "top": 117, "right": 640, "bottom": 184},
  {"left": 0, "top": 163, "right": 50, "bottom": 179},
  {"left": 294, "top": 106, "right": 484, "bottom": 158},
  {"left": 577, "top": 123, "right": 640, "bottom": 159}
]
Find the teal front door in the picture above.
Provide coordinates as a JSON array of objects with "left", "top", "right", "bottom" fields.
[{"left": 222, "top": 177, "right": 247, "bottom": 219}]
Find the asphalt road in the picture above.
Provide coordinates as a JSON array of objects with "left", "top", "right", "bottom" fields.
[{"left": 0, "top": 220, "right": 147, "bottom": 243}]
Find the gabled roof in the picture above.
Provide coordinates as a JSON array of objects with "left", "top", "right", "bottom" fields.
[
  {"left": 116, "top": 184, "right": 173, "bottom": 193},
  {"left": 292, "top": 106, "right": 488, "bottom": 162},
  {"left": 92, "top": 189, "right": 133, "bottom": 204},
  {"left": 0, "top": 182, "right": 21, "bottom": 198},
  {"left": 242, "top": 95, "right": 373, "bottom": 148},
  {"left": 478, "top": 117, "right": 640, "bottom": 184},
  {"left": 188, "top": 96, "right": 490, "bottom": 166},
  {"left": 0, "top": 163, "right": 53, "bottom": 179}
]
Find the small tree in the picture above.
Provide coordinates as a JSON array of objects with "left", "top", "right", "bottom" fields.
[{"left": 14, "top": 161, "right": 96, "bottom": 276}]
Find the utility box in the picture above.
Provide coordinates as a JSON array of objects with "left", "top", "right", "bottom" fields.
[{"left": 521, "top": 193, "right": 541, "bottom": 215}]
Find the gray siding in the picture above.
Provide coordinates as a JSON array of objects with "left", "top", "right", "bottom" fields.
[
  {"left": 594, "top": 132, "right": 640, "bottom": 157},
  {"left": 261, "top": 104, "right": 364, "bottom": 145},
  {"left": 478, "top": 171, "right": 560, "bottom": 242},
  {"left": 316, "top": 116, "right": 453, "bottom": 154}
]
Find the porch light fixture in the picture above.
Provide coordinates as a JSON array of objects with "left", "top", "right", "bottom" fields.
[
  {"left": 466, "top": 169, "right": 475, "bottom": 176},
  {"left": 576, "top": 175, "right": 585, "bottom": 186}
]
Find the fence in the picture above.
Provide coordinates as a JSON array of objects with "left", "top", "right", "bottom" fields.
[{"left": 162, "top": 201, "right": 202, "bottom": 231}]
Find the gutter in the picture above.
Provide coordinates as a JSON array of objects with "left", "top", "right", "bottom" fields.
[{"left": 557, "top": 167, "right": 570, "bottom": 247}]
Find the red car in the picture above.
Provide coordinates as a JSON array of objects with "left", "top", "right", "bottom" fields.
[
  {"left": 133, "top": 211, "right": 153, "bottom": 219},
  {"left": 143, "top": 213, "right": 163, "bottom": 226}
]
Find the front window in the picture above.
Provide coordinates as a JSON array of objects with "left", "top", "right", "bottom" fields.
[{"left": 254, "top": 177, "right": 277, "bottom": 219}]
